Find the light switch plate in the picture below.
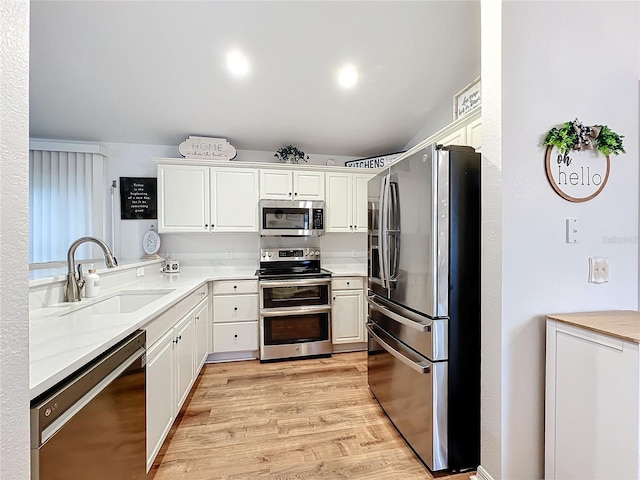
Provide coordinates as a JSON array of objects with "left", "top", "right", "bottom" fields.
[
  {"left": 588, "top": 257, "right": 609, "bottom": 284},
  {"left": 136, "top": 267, "right": 145, "bottom": 277},
  {"left": 566, "top": 218, "right": 580, "bottom": 243}
]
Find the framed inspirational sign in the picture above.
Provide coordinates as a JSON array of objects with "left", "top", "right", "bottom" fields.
[{"left": 120, "top": 177, "right": 157, "bottom": 219}]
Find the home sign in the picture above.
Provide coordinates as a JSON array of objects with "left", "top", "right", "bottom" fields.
[{"left": 178, "top": 136, "right": 237, "bottom": 161}]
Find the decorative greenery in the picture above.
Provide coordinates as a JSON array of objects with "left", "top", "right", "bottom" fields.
[
  {"left": 274, "top": 145, "right": 309, "bottom": 164},
  {"left": 543, "top": 119, "right": 625, "bottom": 156}
]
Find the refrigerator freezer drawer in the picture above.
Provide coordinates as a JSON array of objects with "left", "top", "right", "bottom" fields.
[
  {"left": 367, "top": 323, "right": 448, "bottom": 471},
  {"left": 367, "top": 294, "right": 447, "bottom": 361}
]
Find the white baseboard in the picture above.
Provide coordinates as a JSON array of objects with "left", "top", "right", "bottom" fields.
[{"left": 471, "top": 465, "right": 495, "bottom": 480}]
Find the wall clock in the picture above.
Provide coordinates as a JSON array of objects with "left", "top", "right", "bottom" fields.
[{"left": 142, "top": 225, "right": 161, "bottom": 258}]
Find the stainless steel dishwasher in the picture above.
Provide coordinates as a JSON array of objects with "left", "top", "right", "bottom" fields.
[{"left": 30, "top": 330, "right": 146, "bottom": 480}]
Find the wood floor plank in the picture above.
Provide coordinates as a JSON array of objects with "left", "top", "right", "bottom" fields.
[{"left": 149, "top": 352, "right": 475, "bottom": 480}]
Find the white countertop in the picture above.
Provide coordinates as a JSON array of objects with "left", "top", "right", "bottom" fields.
[{"left": 29, "top": 266, "right": 257, "bottom": 400}]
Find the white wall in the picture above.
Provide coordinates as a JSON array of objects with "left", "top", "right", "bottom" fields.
[
  {"left": 0, "top": 0, "right": 30, "bottom": 478},
  {"left": 481, "top": 1, "right": 640, "bottom": 478}
]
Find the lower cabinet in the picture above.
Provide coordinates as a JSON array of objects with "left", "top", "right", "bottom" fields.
[
  {"left": 145, "top": 284, "right": 209, "bottom": 472},
  {"left": 211, "top": 279, "right": 259, "bottom": 359},
  {"left": 331, "top": 276, "right": 366, "bottom": 349},
  {"left": 545, "top": 318, "right": 640, "bottom": 479}
]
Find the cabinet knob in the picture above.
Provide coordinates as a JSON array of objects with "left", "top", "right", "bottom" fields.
[
  {"left": 288, "top": 192, "right": 292, "bottom": 196},
  {"left": 294, "top": 192, "right": 298, "bottom": 196},
  {"left": 346, "top": 282, "right": 350, "bottom": 285},
  {"left": 333, "top": 296, "right": 336, "bottom": 300},
  {"left": 233, "top": 285, "right": 237, "bottom": 289},
  {"left": 234, "top": 334, "right": 238, "bottom": 338},
  {"left": 234, "top": 307, "right": 238, "bottom": 311},
  {"left": 195, "top": 316, "right": 199, "bottom": 320},
  {"left": 204, "top": 224, "right": 208, "bottom": 228}
]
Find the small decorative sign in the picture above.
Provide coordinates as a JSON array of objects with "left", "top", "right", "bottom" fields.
[
  {"left": 345, "top": 152, "right": 404, "bottom": 169},
  {"left": 178, "top": 136, "right": 237, "bottom": 161},
  {"left": 453, "top": 77, "right": 481, "bottom": 120},
  {"left": 543, "top": 119, "right": 625, "bottom": 203},
  {"left": 120, "top": 177, "right": 157, "bottom": 219}
]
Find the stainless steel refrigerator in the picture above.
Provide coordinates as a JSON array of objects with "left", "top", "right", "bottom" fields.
[{"left": 367, "top": 143, "right": 480, "bottom": 472}]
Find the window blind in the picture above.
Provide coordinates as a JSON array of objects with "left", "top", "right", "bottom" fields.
[{"left": 29, "top": 146, "right": 108, "bottom": 263}]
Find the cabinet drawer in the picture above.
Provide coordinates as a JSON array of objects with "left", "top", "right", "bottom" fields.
[
  {"left": 144, "top": 307, "right": 176, "bottom": 347},
  {"left": 174, "top": 283, "right": 209, "bottom": 320},
  {"left": 213, "top": 294, "right": 258, "bottom": 322},
  {"left": 213, "top": 280, "right": 258, "bottom": 295},
  {"left": 213, "top": 322, "right": 258, "bottom": 352},
  {"left": 332, "top": 277, "right": 364, "bottom": 291}
]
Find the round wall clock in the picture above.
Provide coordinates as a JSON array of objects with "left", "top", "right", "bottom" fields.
[{"left": 142, "top": 225, "right": 161, "bottom": 257}]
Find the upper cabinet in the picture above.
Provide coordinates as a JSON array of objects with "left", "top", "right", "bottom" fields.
[
  {"left": 158, "top": 165, "right": 258, "bottom": 233},
  {"left": 260, "top": 168, "right": 325, "bottom": 201},
  {"left": 325, "top": 172, "right": 373, "bottom": 233},
  {"left": 158, "top": 164, "right": 210, "bottom": 233},
  {"left": 433, "top": 109, "right": 482, "bottom": 152}
]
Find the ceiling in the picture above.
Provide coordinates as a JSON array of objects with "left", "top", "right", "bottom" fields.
[{"left": 29, "top": 1, "right": 480, "bottom": 158}]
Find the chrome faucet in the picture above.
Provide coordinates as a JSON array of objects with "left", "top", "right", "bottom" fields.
[{"left": 65, "top": 236, "right": 118, "bottom": 302}]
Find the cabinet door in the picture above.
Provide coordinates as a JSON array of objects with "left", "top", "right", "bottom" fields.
[
  {"left": 332, "top": 289, "right": 364, "bottom": 344},
  {"left": 174, "top": 315, "right": 195, "bottom": 412},
  {"left": 260, "top": 169, "right": 293, "bottom": 199},
  {"left": 294, "top": 171, "right": 325, "bottom": 200},
  {"left": 194, "top": 300, "right": 209, "bottom": 373},
  {"left": 158, "top": 165, "right": 210, "bottom": 233},
  {"left": 466, "top": 117, "right": 482, "bottom": 152},
  {"left": 211, "top": 168, "right": 259, "bottom": 232},
  {"left": 213, "top": 321, "right": 259, "bottom": 352},
  {"left": 146, "top": 330, "right": 175, "bottom": 472},
  {"left": 325, "top": 172, "right": 352, "bottom": 233},
  {"left": 352, "top": 174, "right": 373, "bottom": 232},
  {"left": 438, "top": 127, "right": 467, "bottom": 147}
]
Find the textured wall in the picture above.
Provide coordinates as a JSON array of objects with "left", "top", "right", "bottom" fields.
[{"left": 0, "top": 0, "right": 31, "bottom": 478}]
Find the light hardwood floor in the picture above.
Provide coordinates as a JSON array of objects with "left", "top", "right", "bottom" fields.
[{"left": 149, "top": 352, "right": 475, "bottom": 480}]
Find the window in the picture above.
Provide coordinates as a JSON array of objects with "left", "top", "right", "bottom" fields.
[{"left": 29, "top": 142, "right": 108, "bottom": 264}]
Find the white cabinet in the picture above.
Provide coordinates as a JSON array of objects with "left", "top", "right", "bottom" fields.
[
  {"left": 331, "top": 277, "right": 365, "bottom": 347},
  {"left": 194, "top": 300, "right": 209, "bottom": 372},
  {"left": 145, "top": 283, "right": 209, "bottom": 472},
  {"left": 211, "top": 279, "right": 259, "bottom": 358},
  {"left": 211, "top": 167, "right": 259, "bottom": 232},
  {"left": 158, "top": 165, "right": 258, "bottom": 233},
  {"left": 432, "top": 111, "right": 481, "bottom": 152},
  {"left": 545, "top": 317, "right": 640, "bottom": 479},
  {"left": 465, "top": 116, "right": 482, "bottom": 152},
  {"left": 259, "top": 168, "right": 325, "bottom": 200},
  {"left": 146, "top": 328, "right": 175, "bottom": 472},
  {"left": 158, "top": 164, "right": 210, "bottom": 233},
  {"left": 438, "top": 127, "right": 467, "bottom": 147},
  {"left": 325, "top": 172, "right": 372, "bottom": 233}
]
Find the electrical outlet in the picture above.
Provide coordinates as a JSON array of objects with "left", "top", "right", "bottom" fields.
[
  {"left": 588, "top": 257, "right": 609, "bottom": 284},
  {"left": 226, "top": 249, "right": 234, "bottom": 260},
  {"left": 136, "top": 267, "right": 145, "bottom": 277},
  {"left": 566, "top": 218, "right": 580, "bottom": 243}
]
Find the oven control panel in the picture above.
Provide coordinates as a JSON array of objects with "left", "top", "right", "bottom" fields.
[{"left": 260, "top": 247, "right": 321, "bottom": 261}]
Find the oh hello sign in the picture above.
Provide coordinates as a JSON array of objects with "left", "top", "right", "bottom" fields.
[{"left": 545, "top": 147, "right": 610, "bottom": 203}]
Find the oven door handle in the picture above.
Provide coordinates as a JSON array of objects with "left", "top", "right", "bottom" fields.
[
  {"left": 367, "top": 295, "right": 431, "bottom": 333},
  {"left": 366, "top": 323, "right": 430, "bottom": 374},
  {"left": 260, "top": 305, "right": 332, "bottom": 317},
  {"left": 259, "top": 278, "right": 332, "bottom": 288}
]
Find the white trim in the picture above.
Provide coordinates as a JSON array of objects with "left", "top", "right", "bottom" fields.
[
  {"left": 29, "top": 138, "right": 108, "bottom": 156},
  {"left": 472, "top": 465, "right": 496, "bottom": 480}
]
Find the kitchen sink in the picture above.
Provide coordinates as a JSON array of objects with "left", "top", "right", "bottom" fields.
[{"left": 59, "top": 289, "right": 175, "bottom": 316}]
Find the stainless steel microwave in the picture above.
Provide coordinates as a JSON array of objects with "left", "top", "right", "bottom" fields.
[{"left": 259, "top": 200, "right": 325, "bottom": 236}]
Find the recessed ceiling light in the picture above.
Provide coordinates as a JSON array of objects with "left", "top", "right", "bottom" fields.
[
  {"left": 226, "top": 50, "right": 250, "bottom": 77},
  {"left": 337, "top": 64, "right": 358, "bottom": 88}
]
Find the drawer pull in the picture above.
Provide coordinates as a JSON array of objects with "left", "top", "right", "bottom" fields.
[
  {"left": 346, "top": 281, "right": 350, "bottom": 285},
  {"left": 233, "top": 285, "right": 237, "bottom": 289},
  {"left": 234, "top": 307, "right": 238, "bottom": 311},
  {"left": 234, "top": 334, "right": 238, "bottom": 338}
]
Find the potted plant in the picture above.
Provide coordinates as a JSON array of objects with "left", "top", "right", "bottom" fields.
[{"left": 274, "top": 145, "right": 309, "bottom": 164}]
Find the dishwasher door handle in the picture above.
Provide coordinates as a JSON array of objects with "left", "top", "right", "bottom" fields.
[{"left": 38, "top": 347, "right": 144, "bottom": 446}]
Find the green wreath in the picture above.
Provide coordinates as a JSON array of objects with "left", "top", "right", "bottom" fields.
[{"left": 544, "top": 119, "right": 625, "bottom": 156}]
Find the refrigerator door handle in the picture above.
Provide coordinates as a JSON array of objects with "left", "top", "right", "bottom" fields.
[
  {"left": 367, "top": 323, "right": 431, "bottom": 374},
  {"left": 388, "top": 177, "right": 400, "bottom": 282},
  {"left": 379, "top": 174, "right": 390, "bottom": 289},
  {"left": 367, "top": 295, "right": 432, "bottom": 333}
]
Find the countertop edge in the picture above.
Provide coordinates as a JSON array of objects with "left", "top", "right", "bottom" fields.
[{"left": 546, "top": 310, "right": 640, "bottom": 344}]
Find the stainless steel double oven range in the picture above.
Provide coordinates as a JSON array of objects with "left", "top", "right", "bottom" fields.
[{"left": 257, "top": 247, "right": 332, "bottom": 361}]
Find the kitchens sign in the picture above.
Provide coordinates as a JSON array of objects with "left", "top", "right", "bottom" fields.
[
  {"left": 345, "top": 152, "right": 404, "bottom": 169},
  {"left": 178, "top": 136, "right": 237, "bottom": 161}
]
